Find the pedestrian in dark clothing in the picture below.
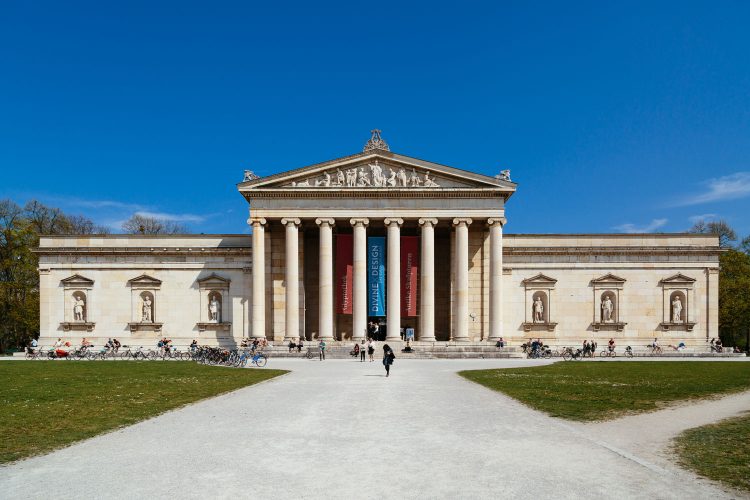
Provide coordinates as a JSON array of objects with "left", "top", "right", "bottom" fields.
[{"left": 382, "top": 344, "right": 395, "bottom": 377}]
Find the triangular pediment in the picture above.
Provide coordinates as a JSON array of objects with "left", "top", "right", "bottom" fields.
[
  {"left": 660, "top": 273, "right": 696, "bottom": 285},
  {"left": 127, "top": 274, "right": 162, "bottom": 286},
  {"left": 591, "top": 273, "right": 627, "bottom": 285},
  {"left": 238, "top": 151, "right": 516, "bottom": 192},
  {"left": 522, "top": 273, "right": 558, "bottom": 286},
  {"left": 197, "top": 273, "right": 231, "bottom": 288},
  {"left": 61, "top": 274, "right": 94, "bottom": 287}
]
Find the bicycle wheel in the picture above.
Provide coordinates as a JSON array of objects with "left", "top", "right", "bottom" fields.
[
  {"left": 611, "top": 351, "right": 617, "bottom": 358},
  {"left": 255, "top": 354, "right": 267, "bottom": 367},
  {"left": 562, "top": 352, "right": 572, "bottom": 361},
  {"left": 599, "top": 350, "right": 606, "bottom": 357}
]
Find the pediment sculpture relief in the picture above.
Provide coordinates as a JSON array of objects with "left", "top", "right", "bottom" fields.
[{"left": 289, "top": 161, "right": 441, "bottom": 188}]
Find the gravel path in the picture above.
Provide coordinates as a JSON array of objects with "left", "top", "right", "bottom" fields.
[{"left": 0, "top": 359, "right": 743, "bottom": 499}]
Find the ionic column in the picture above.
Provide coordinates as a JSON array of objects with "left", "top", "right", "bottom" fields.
[
  {"left": 488, "top": 218, "right": 505, "bottom": 341},
  {"left": 282, "top": 218, "right": 301, "bottom": 341},
  {"left": 350, "top": 218, "right": 369, "bottom": 340},
  {"left": 452, "top": 218, "right": 472, "bottom": 341},
  {"left": 250, "top": 217, "right": 267, "bottom": 339},
  {"left": 419, "top": 218, "right": 438, "bottom": 342},
  {"left": 385, "top": 218, "right": 403, "bottom": 341},
  {"left": 316, "top": 218, "right": 335, "bottom": 340}
]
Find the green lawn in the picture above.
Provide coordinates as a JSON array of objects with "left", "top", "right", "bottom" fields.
[
  {"left": 459, "top": 362, "right": 750, "bottom": 421},
  {"left": 674, "top": 413, "right": 750, "bottom": 492},
  {"left": 0, "top": 362, "right": 286, "bottom": 463}
]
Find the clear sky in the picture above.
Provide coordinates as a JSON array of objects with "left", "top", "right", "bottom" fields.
[{"left": 2, "top": 1, "right": 749, "bottom": 237}]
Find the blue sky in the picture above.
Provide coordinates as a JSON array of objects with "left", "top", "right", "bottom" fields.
[{"left": 2, "top": 1, "right": 749, "bottom": 237}]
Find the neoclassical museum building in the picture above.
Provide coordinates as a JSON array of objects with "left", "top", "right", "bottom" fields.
[{"left": 37, "top": 132, "right": 721, "bottom": 347}]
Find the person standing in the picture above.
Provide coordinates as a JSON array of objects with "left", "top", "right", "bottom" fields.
[
  {"left": 360, "top": 339, "right": 366, "bottom": 362},
  {"left": 367, "top": 339, "right": 375, "bottom": 362},
  {"left": 319, "top": 339, "right": 326, "bottom": 361},
  {"left": 382, "top": 344, "right": 395, "bottom": 377}
]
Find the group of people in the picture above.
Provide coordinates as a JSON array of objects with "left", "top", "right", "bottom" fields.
[{"left": 350, "top": 339, "right": 377, "bottom": 362}]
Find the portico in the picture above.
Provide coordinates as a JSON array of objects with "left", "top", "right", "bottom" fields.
[{"left": 239, "top": 131, "right": 516, "bottom": 342}]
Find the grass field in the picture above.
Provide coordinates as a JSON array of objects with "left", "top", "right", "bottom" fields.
[
  {"left": 459, "top": 362, "right": 750, "bottom": 421},
  {"left": 0, "top": 362, "right": 286, "bottom": 464},
  {"left": 674, "top": 413, "right": 750, "bottom": 492}
]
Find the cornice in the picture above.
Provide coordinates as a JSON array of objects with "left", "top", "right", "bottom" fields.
[
  {"left": 243, "top": 189, "right": 508, "bottom": 200},
  {"left": 504, "top": 246, "right": 723, "bottom": 257},
  {"left": 34, "top": 247, "right": 251, "bottom": 257}
]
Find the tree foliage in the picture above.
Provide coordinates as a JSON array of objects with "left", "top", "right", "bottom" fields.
[
  {"left": 0, "top": 200, "right": 108, "bottom": 352},
  {"left": 122, "top": 214, "right": 188, "bottom": 235}
]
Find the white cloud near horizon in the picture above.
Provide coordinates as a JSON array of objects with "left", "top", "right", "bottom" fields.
[
  {"left": 688, "top": 213, "right": 718, "bottom": 224},
  {"left": 674, "top": 172, "right": 750, "bottom": 206},
  {"left": 613, "top": 218, "right": 668, "bottom": 234},
  {"left": 135, "top": 211, "right": 208, "bottom": 223}
]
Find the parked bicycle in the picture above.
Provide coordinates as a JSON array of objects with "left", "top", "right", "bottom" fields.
[
  {"left": 599, "top": 348, "right": 617, "bottom": 358},
  {"left": 562, "top": 347, "right": 584, "bottom": 361}
]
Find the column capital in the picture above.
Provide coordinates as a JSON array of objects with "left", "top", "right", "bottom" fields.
[
  {"left": 281, "top": 218, "right": 301, "bottom": 227},
  {"left": 452, "top": 217, "right": 473, "bottom": 227},
  {"left": 384, "top": 218, "right": 404, "bottom": 227},
  {"left": 487, "top": 217, "right": 506, "bottom": 227},
  {"left": 248, "top": 217, "right": 267, "bottom": 226},
  {"left": 350, "top": 218, "right": 370, "bottom": 227},
  {"left": 418, "top": 218, "right": 438, "bottom": 227},
  {"left": 315, "top": 218, "right": 335, "bottom": 227}
]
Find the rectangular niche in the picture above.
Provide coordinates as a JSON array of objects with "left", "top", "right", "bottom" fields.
[
  {"left": 521, "top": 273, "right": 558, "bottom": 332},
  {"left": 196, "top": 273, "right": 232, "bottom": 334},
  {"left": 127, "top": 274, "right": 163, "bottom": 334},
  {"left": 659, "top": 273, "right": 697, "bottom": 332},
  {"left": 590, "top": 273, "right": 627, "bottom": 332},
  {"left": 59, "top": 274, "right": 96, "bottom": 332}
]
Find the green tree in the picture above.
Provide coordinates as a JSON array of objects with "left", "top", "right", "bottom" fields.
[
  {"left": 0, "top": 200, "right": 107, "bottom": 352},
  {"left": 122, "top": 214, "right": 188, "bottom": 234}
]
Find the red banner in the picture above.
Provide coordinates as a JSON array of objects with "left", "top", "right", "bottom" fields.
[
  {"left": 401, "top": 236, "right": 419, "bottom": 317},
  {"left": 336, "top": 234, "right": 353, "bottom": 314}
]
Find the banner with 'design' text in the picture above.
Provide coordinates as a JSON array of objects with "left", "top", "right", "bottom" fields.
[
  {"left": 367, "top": 237, "right": 386, "bottom": 316},
  {"left": 335, "top": 234, "right": 353, "bottom": 314},
  {"left": 401, "top": 236, "right": 419, "bottom": 317}
]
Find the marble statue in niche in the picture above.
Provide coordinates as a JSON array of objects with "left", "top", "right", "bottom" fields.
[
  {"left": 672, "top": 296, "right": 683, "bottom": 322},
  {"left": 142, "top": 296, "right": 153, "bottom": 322},
  {"left": 601, "top": 295, "right": 614, "bottom": 323},
  {"left": 533, "top": 296, "right": 544, "bottom": 323},
  {"left": 209, "top": 294, "right": 221, "bottom": 323},
  {"left": 73, "top": 295, "right": 85, "bottom": 322}
]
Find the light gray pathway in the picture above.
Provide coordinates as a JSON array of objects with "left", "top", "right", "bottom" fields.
[{"left": 0, "top": 359, "right": 741, "bottom": 499}]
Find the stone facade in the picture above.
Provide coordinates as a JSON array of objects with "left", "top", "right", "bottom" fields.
[{"left": 36, "top": 139, "right": 721, "bottom": 348}]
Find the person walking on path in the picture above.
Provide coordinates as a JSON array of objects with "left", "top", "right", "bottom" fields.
[
  {"left": 382, "top": 344, "right": 395, "bottom": 377},
  {"left": 318, "top": 339, "right": 326, "bottom": 361},
  {"left": 360, "top": 339, "right": 366, "bottom": 362}
]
